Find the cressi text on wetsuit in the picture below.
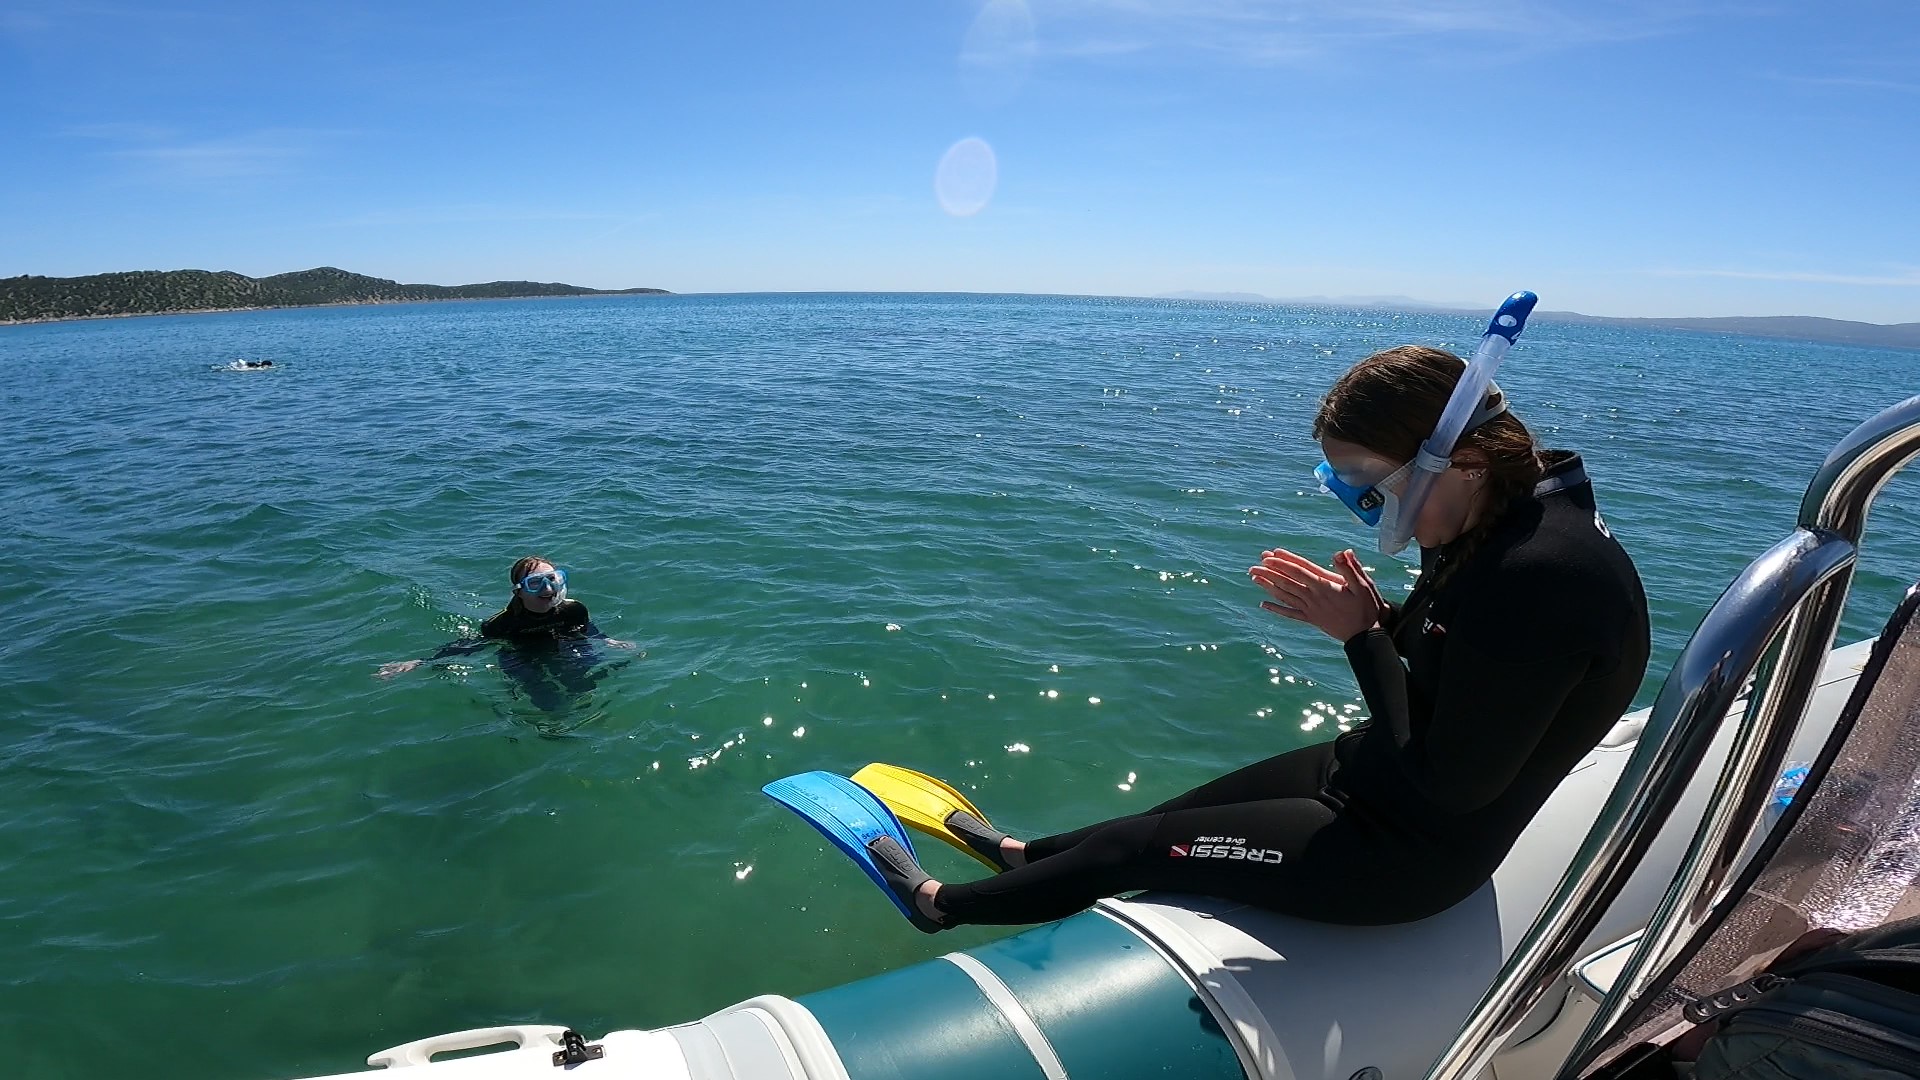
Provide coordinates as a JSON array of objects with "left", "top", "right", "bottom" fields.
[{"left": 935, "top": 450, "right": 1651, "bottom": 927}]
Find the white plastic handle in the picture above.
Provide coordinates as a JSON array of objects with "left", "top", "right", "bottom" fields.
[{"left": 367, "top": 1025, "right": 570, "bottom": 1068}]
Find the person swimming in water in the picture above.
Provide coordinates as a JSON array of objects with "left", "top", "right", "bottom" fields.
[{"left": 375, "top": 556, "right": 635, "bottom": 685}]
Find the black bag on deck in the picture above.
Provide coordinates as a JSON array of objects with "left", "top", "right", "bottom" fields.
[{"left": 1686, "top": 913, "right": 1920, "bottom": 1078}]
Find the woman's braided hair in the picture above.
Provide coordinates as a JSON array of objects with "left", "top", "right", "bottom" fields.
[{"left": 1313, "top": 346, "right": 1543, "bottom": 596}]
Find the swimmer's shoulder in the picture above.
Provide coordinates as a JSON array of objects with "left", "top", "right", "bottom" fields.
[{"left": 480, "top": 607, "right": 516, "bottom": 638}]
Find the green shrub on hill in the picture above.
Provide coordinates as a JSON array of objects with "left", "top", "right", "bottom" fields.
[{"left": 0, "top": 267, "right": 667, "bottom": 322}]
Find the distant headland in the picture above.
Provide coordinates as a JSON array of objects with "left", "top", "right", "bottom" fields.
[
  {"left": 0, "top": 266, "right": 669, "bottom": 324},
  {"left": 1157, "top": 291, "right": 1920, "bottom": 351}
]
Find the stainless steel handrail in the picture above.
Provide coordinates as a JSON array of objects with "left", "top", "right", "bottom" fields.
[
  {"left": 1560, "top": 537, "right": 1851, "bottom": 1071},
  {"left": 1419, "top": 530, "right": 1853, "bottom": 1080},
  {"left": 1421, "top": 393, "right": 1920, "bottom": 1080},
  {"left": 1564, "top": 394, "right": 1920, "bottom": 1074}
]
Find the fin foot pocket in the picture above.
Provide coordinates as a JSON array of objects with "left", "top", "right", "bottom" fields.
[
  {"left": 852, "top": 762, "right": 1012, "bottom": 872},
  {"left": 866, "top": 834, "right": 945, "bottom": 934},
  {"left": 762, "top": 770, "right": 943, "bottom": 932},
  {"left": 944, "top": 809, "right": 1014, "bottom": 872}
]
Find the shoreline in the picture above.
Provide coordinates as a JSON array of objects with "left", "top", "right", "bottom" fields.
[
  {"left": 0, "top": 291, "right": 669, "bottom": 328},
  {"left": 6, "top": 290, "right": 1913, "bottom": 353}
]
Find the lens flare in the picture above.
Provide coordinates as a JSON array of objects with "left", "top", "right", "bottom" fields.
[{"left": 935, "top": 137, "right": 998, "bottom": 217}]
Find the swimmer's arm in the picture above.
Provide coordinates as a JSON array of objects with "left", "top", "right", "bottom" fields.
[
  {"left": 582, "top": 621, "right": 636, "bottom": 649},
  {"left": 374, "top": 638, "right": 491, "bottom": 679},
  {"left": 426, "top": 638, "right": 492, "bottom": 659}
]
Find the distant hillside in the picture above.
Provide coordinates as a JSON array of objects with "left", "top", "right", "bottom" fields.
[
  {"left": 1529, "top": 311, "right": 1920, "bottom": 351},
  {"left": 0, "top": 266, "right": 669, "bottom": 323},
  {"left": 1159, "top": 290, "right": 1478, "bottom": 310},
  {"left": 1157, "top": 291, "right": 1920, "bottom": 351}
]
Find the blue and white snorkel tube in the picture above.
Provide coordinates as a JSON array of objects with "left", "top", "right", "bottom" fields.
[{"left": 1375, "top": 290, "right": 1538, "bottom": 556}]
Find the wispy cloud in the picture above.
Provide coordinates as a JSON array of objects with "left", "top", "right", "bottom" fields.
[
  {"left": 309, "top": 205, "right": 663, "bottom": 249},
  {"left": 327, "top": 206, "right": 645, "bottom": 229},
  {"left": 1649, "top": 267, "right": 1920, "bottom": 288},
  {"left": 63, "top": 126, "right": 350, "bottom": 182},
  {"left": 60, "top": 122, "right": 179, "bottom": 142},
  {"left": 0, "top": 8, "right": 56, "bottom": 36},
  {"left": 110, "top": 133, "right": 318, "bottom": 180},
  {"left": 1, "top": 2, "right": 211, "bottom": 44},
  {"left": 1045, "top": 37, "right": 1151, "bottom": 58},
  {"left": 1776, "top": 74, "right": 1920, "bottom": 94},
  {"left": 1030, "top": 0, "right": 1726, "bottom": 65}
]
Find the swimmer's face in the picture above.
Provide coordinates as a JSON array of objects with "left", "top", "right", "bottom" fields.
[{"left": 517, "top": 560, "right": 562, "bottom": 613}]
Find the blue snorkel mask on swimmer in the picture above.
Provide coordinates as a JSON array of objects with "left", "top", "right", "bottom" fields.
[
  {"left": 1315, "top": 291, "right": 1537, "bottom": 557},
  {"left": 518, "top": 568, "right": 569, "bottom": 606}
]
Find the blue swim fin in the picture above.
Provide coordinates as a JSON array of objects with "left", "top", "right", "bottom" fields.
[{"left": 763, "top": 770, "right": 942, "bottom": 932}]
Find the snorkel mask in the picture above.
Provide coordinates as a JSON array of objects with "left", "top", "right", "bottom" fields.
[
  {"left": 1315, "top": 389, "right": 1512, "bottom": 552},
  {"left": 1314, "top": 459, "right": 1395, "bottom": 527},
  {"left": 1315, "top": 291, "right": 1537, "bottom": 556},
  {"left": 518, "top": 568, "right": 569, "bottom": 606}
]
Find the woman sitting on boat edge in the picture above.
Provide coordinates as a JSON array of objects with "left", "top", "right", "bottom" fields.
[{"left": 780, "top": 341, "right": 1651, "bottom": 931}]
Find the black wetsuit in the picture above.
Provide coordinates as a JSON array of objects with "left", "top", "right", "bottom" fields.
[
  {"left": 422, "top": 598, "right": 626, "bottom": 714},
  {"left": 481, "top": 598, "right": 595, "bottom": 643},
  {"left": 426, "top": 598, "right": 600, "bottom": 658},
  {"left": 936, "top": 451, "right": 1651, "bottom": 927}
]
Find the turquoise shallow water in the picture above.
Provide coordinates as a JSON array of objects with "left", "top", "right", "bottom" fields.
[{"left": 4, "top": 293, "right": 1919, "bottom": 1079}]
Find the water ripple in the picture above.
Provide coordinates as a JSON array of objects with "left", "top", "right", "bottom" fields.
[{"left": 5, "top": 294, "right": 1920, "bottom": 1079}]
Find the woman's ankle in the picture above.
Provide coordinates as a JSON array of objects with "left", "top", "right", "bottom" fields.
[{"left": 916, "top": 880, "right": 946, "bottom": 922}]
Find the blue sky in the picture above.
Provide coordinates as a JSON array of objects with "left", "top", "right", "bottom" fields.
[{"left": 3, "top": 1, "right": 1916, "bottom": 321}]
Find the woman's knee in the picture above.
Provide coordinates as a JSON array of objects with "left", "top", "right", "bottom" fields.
[{"left": 1074, "top": 815, "right": 1164, "bottom": 867}]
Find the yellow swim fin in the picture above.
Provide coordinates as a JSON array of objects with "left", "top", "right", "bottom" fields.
[{"left": 852, "top": 762, "right": 1008, "bottom": 871}]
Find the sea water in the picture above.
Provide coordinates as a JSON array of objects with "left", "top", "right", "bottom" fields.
[{"left": 3, "top": 293, "right": 1917, "bottom": 1079}]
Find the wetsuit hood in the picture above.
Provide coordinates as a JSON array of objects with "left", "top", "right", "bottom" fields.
[{"left": 1533, "top": 450, "right": 1589, "bottom": 500}]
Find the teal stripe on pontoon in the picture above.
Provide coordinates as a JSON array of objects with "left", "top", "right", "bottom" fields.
[
  {"left": 799, "top": 954, "right": 1049, "bottom": 1080},
  {"left": 966, "top": 911, "right": 1247, "bottom": 1080}
]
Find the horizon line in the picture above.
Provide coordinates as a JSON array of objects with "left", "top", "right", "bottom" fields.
[{"left": 4, "top": 269, "right": 1916, "bottom": 329}]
